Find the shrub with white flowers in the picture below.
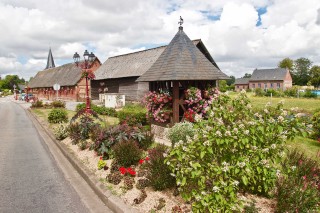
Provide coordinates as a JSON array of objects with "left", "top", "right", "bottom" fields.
[{"left": 165, "top": 90, "right": 308, "bottom": 212}]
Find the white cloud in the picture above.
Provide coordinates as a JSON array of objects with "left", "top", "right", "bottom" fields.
[{"left": 0, "top": 0, "right": 319, "bottom": 80}]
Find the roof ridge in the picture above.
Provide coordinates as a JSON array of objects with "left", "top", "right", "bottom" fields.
[{"left": 108, "top": 39, "right": 201, "bottom": 59}]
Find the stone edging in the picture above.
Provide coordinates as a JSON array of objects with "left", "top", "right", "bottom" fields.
[{"left": 26, "top": 108, "right": 139, "bottom": 213}]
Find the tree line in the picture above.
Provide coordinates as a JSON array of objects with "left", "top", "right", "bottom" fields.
[
  {"left": 0, "top": 75, "right": 26, "bottom": 91},
  {"left": 278, "top": 57, "right": 320, "bottom": 87}
]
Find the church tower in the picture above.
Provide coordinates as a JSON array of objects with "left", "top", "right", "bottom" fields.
[{"left": 45, "top": 48, "right": 55, "bottom": 69}]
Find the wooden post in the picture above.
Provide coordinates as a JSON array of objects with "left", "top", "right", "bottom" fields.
[{"left": 173, "top": 81, "right": 180, "bottom": 123}]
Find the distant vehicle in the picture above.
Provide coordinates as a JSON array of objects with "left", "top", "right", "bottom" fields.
[{"left": 18, "top": 93, "right": 34, "bottom": 101}]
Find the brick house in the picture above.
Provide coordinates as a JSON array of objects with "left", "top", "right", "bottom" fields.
[
  {"left": 28, "top": 48, "right": 101, "bottom": 101},
  {"left": 235, "top": 68, "right": 292, "bottom": 91},
  {"left": 234, "top": 78, "right": 250, "bottom": 92}
]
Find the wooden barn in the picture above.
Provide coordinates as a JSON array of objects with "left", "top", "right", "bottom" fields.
[
  {"left": 28, "top": 49, "right": 101, "bottom": 101},
  {"left": 92, "top": 39, "right": 221, "bottom": 102}
]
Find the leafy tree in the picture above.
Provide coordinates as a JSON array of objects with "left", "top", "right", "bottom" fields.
[
  {"left": 0, "top": 75, "right": 26, "bottom": 90},
  {"left": 226, "top": 75, "right": 235, "bottom": 86},
  {"left": 292, "top": 58, "right": 312, "bottom": 85},
  {"left": 219, "top": 80, "right": 228, "bottom": 92},
  {"left": 278, "top": 58, "right": 294, "bottom": 70},
  {"left": 309, "top": 65, "right": 320, "bottom": 88},
  {"left": 242, "top": 73, "right": 252, "bottom": 78}
]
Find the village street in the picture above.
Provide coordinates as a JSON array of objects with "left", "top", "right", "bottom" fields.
[{"left": 0, "top": 97, "right": 112, "bottom": 213}]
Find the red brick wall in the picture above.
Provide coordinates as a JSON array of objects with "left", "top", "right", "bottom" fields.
[{"left": 235, "top": 84, "right": 249, "bottom": 92}]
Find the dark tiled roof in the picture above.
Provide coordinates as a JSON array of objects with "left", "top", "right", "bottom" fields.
[
  {"left": 28, "top": 62, "right": 82, "bottom": 88},
  {"left": 235, "top": 78, "right": 250, "bottom": 84},
  {"left": 250, "top": 68, "right": 288, "bottom": 81},
  {"left": 95, "top": 40, "right": 202, "bottom": 80},
  {"left": 137, "top": 27, "right": 228, "bottom": 82}
]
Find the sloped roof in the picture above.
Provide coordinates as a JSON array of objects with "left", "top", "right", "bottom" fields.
[
  {"left": 235, "top": 78, "right": 250, "bottom": 84},
  {"left": 28, "top": 62, "right": 81, "bottom": 88},
  {"left": 95, "top": 40, "right": 212, "bottom": 80},
  {"left": 137, "top": 27, "right": 228, "bottom": 82},
  {"left": 45, "top": 48, "right": 55, "bottom": 69},
  {"left": 250, "top": 68, "right": 288, "bottom": 81}
]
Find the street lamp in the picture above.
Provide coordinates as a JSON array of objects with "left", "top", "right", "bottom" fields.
[{"left": 73, "top": 50, "right": 96, "bottom": 113}]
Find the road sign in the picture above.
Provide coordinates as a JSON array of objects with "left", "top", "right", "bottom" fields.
[{"left": 53, "top": 83, "right": 60, "bottom": 91}]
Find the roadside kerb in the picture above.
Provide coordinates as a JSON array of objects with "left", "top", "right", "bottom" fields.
[{"left": 26, "top": 108, "right": 139, "bottom": 213}]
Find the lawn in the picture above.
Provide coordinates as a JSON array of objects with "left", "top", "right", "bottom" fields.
[
  {"left": 228, "top": 91, "right": 320, "bottom": 113},
  {"left": 287, "top": 136, "right": 320, "bottom": 163},
  {"left": 31, "top": 108, "right": 119, "bottom": 127}
]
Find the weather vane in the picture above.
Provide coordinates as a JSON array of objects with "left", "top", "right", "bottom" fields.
[{"left": 178, "top": 16, "right": 184, "bottom": 27}]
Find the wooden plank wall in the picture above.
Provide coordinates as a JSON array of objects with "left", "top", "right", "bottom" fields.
[{"left": 91, "top": 77, "right": 149, "bottom": 102}]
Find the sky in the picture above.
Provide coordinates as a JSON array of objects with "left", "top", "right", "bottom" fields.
[{"left": 0, "top": 0, "right": 320, "bottom": 80}]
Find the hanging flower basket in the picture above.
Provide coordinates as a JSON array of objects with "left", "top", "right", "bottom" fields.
[
  {"left": 144, "top": 90, "right": 172, "bottom": 123},
  {"left": 81, "top": 69, "right": 95, "bottom": 80}
]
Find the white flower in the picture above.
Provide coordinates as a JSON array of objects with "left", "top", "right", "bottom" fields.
[
  {"left": 276, "top": 170, "right": 281, "bottom": 177},
  {"left": 264, "top": 109, "right": 269, "bottom": 114},
  {"left": 247, "top": 104, "right": 252, "bottom": 109},
  {"left": 221, "top": 181, "right": 227, "bottom": 186},
  {"left": 233, "top": 128, "right": 239, "bottom": 134},
  {"left": 186, "top": 135, "right": 192, "bottom": 143},
  {"left": 279, "top": 100, "right": 285, "bottom": 105},
  {"left": 244, "top": 130, "right": 249, "bottom": 135},
  {"left": 222, "top": 161, "right": 229, "bottom": 166},
  {"left": 248, "top": 121, "right": 256, "bottom": 125},
  {"left": 251, "top": 146, "right": 257, "bottom": 151},
  {"left": 238, "top": 162, "right": 246, "bottom": 168},
  {"left": 203, "top": 140, "right": 210, "bottom": 146},
  {"left": 240, "top": 89, "right": 246, "bottom": 94},
  {"left": 194, "top": 113, "right": 203, "bottom": 122},
  {"left": 268, "top": 118, "right": 275, "bottom": 123},
  {"left": 201, "top": 191, "right": 206, "bottom": 195},
  {"left": 239, "top": 124, "right": 245, "bottom": 129},
  {"left": 281, "top": 110, "right": 288, "bottom": 116},
  {"left": 182, "top": 146, "right": 188, "bottom": 151},
  {"left": 166, "top": 161, "right": 170, "bottom": 165},
  {"left": 215, "top": 130, "right": 222, "bottom": 137},
  {"left": 278, "top": 116, "right": 284, "bottom": 122},
  {"left": 222, "top": 166, "right": 229, "bottom": 172},
  {"left": 170, "top": 173, "right": 176, "bottom": 177},
  {"left": 291, "top": 166, "right": 296, "bottom": 171},
  {"left": 271, "top": 144, "right": 276, "bottom": 149},
  {"left": 279, "top": 151, "right": 285, "bottom": 157},
  {"left": 212, "top": 186, "right": 220, "bottom": 192},
  {"left": 163, "top": 153, "right": 168, "bottom": 157},
  {"left": 232, "top": 180, "right": 239, "bottom": 187},
  {"left": 265, "top": 102, "right": 271, "bottom": 107},
  {"left": 280, "top": 135, "right": 287, "bottom": 140},
  {"left": 210, "top": 111, "right": 215, "bottom": 117},
  {"left": 225, "top": 131, "right": 231, "bottom": 136},
  {"left": 262, "top": 148, "right": 269, "bottom": 153},
  {"left": 260, "top": 159, "right": 268, "bottom": 165},
  {"left": 195, "top": 195, "right": 201, "bottom": 201},
  {"left": 307, "top": 124, "right": 313, "bottom": 129}
]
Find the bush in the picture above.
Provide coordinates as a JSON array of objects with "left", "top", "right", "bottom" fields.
[
  {"left": 68, "top": 115, "right": 98, "bottom": 145},
  {"left": 31, "top": 100, "right": 43, "bottom": 108},
  {"left": 165, "top": 91, "right": 308, "bottom": 211},
  {"left": 76, "top": 103, "right": 117, "bottom": 116},
  {"left": 48, "top": 108, "right": 68, "bottom": 123},
  {"left": 284, "top": 86, "right": 299, "bottom": 97},
  {"left": 139, "top": 130, "right": 154, "bottom": 150},
  {"left": 254, "top": 88, "right": 266, "bottom": 97},
  {"left": 311, "top": 111, "right": 320, "bottom": 139},
  {"left": 147, "top": 144, "right": 176, "bottom": 190},
  {"left": 303, "top": 89, "right": 318, "bottom": 98},
  {"left": 117, "top": 104, "right": 148, "bottom": 126},
  {"left": 276, "top": 149, "right": 320, "bottom": 212},
  {"left": 112, "top": 140, "right": 142, "bottom": 167},
  {"left": 167, "top": 122, "right": 195, "bottom": 147},
  {"left": 51, "top": 100, "right": 66, "bottom": 108},
  {"left": 53, "top": 123, "right": 69, "bottom": 140}
]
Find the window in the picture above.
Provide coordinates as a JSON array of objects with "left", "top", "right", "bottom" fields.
[
  {"left": 237, "top": 85, "right": 239, "bottom": 88},
  {"left": 270, "top": 83, "right": 273, "bottom": 88},
  {"left": 264, "top": 83, "right": 267, "bottom": 89},
  {"left": 258, "top": 83, "right": 261, "bottom": 88},
  {"left": 252, "top": 83, "right": 255, "bottom": 88},
  {"left": 277, "top": 83, "right": 280, "bottom": 88}
]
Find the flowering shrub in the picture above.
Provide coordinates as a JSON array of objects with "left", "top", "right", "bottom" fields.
[
  {"left": 165, "top": 91, "right": 308, "bottom": 211},
  {"left": 53, "top": 123, "right": 69, "bottom": 140},
  {"left": 146, "top": 144, "right": 176, "bottom": 190},
  {"left": 112, "top": 140, "right": 142, "bottom": 167},
  {"left": 276, "top": 149, "right": 320, "bottom": 212},
  {"left": 183, "top": 86, "right": 219, "bottom": 122},
  {"left": 167, "top": 122, "right": 195, "bottom": 147},
  {"left": 81, "top": 69, "right": 95, "bottom": 80},
  {"left": 144, "top": 90, "right": 172, "bottom": 123}
]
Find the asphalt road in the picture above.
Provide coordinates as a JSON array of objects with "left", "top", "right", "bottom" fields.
[{"left": 0, "top": 100, "right": 97, "bottom": 213}]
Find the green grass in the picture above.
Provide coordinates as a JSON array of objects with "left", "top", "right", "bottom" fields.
[
  {"left": 287, "top": 136, "right": 320, "bottom": 163},
  {"left": 228, "top": 92, "right": 320, "bottom": 113}
]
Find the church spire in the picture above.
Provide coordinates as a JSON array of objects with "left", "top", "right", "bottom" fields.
[{"left": 45, "top": 48, "right": 55, "bottom": 69}]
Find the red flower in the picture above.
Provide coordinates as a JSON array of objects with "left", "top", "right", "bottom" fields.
[
  {"left": 119, "top": 167, "right": 127, "bottom": 175},
  {"left": 127, "top": 168, "right": 136, "bottom": 176},
  {"left": 145, "top": 156, "right": 150, "bottom": 161},
  {"left": 139, "top": 159, "right": 145, "bottom": 164},
  {"left": 99, "top": 156, "right": 103, "bottom": 160}
]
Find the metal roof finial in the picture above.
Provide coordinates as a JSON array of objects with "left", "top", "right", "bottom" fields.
[{"left": 178, "top": 16, "right": 184, "bottom": 30}]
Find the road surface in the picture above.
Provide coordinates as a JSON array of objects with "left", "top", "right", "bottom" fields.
[{"left": 0, "top": 98, "right": 111, "bottom": 213}]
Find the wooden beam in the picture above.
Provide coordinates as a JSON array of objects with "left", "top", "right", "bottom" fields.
[{"left": 173, "top": 81, "right": 180, "bottom": 123}]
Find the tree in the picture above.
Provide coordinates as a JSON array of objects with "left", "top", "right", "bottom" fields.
[
  {"left": 242, "top": 73, "right": 252, "bottom": 78},
  {"left": 0, "top": 75, "right": 25, "bottom": 90},
  {"left": 293, "top": 58, "right": 312, "bottom": 85},
  {"left": 226, "top": 75, "right": 235, "bottom": 86},
  {"left": 278, "top": 58, "right": 294, "bottom": 70},
  {"left": 219, "top": 80, "right": 227, "bottom": 92},
  {"left": 309, "top": 65, "right": 320, "bottom": 88}
]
